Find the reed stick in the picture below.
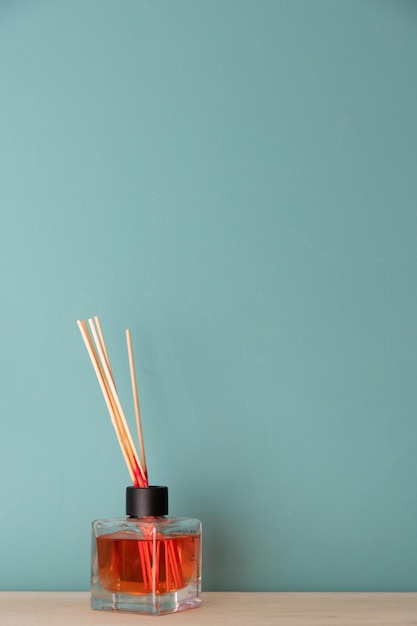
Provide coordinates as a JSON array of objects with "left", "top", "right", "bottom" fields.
[
  {"left": 77, "top": 320, "right": 139, "bottom": 485},
  {"left": 87, "top": 318, "right": 146, "bottom": 484},
  {"left": 88, "top": 319, "right": 141, "bottom": 486},
  {"left": 77, "top": 318, "right": 147, "bottom": 487},
  {"left": 93, "top": 315, "right": 114, "bottom": 383},
  {"left": 126, "top": 328, "right": 148, "bottom": 480}
]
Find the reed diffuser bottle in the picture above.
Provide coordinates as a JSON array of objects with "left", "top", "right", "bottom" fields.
[
  {"left": 91, "top": 487, "right": 202, "bottom": 615},
  {"left": 77, "top": 317, "right": 202, "bottom": 615}
]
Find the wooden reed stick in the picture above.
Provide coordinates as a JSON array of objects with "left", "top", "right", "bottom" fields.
[
  {"left": 77, "top": 318, "right": 147, "bottom": 487},
  {"left": 87, "top": 319, "right": 137, "bottom": 476},
  {"left": 93, "top": 315, "right": 114, "bottom": 383},
  {"left": 126, "top": 328, "right": 148, "bottom": 479},
  {"left": 87, "top": 318, "right": 147, "bottom": 487},
  {"left": 76, "top": 320, "right": 139, "bottom": 485}
]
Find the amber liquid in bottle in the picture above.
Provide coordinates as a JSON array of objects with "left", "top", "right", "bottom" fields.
[{"left": 97, "top": 531, "right": 200, "bottom": 595}]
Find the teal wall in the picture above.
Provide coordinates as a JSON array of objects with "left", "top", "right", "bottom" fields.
[{"left": 1, "top": 1, "right": 417, "bottom": 592}]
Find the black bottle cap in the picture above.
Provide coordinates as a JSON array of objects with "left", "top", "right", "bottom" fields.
[{"left": 126, "top": 486, "right": 169, "bottom": 517}]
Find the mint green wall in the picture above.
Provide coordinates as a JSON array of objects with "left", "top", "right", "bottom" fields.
[{"left": 1, "top": 1, "right": 417, "bottom": 592}]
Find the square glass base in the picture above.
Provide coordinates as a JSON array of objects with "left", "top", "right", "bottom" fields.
[{"left": 91, "top": 581, "right": 201, "bottom": 616}]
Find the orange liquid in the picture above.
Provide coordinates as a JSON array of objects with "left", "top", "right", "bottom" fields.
[{"left": 97, "top": 531, "right": 200, "bottom": 595}]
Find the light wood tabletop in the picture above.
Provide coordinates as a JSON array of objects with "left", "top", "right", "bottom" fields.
[{"left": 0, "top": 592, "right": 416, "bottom": 625}]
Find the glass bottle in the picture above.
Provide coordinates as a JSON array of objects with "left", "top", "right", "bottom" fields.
[{"left": 91, "top": 486, "right": 202, "bottom": 616}]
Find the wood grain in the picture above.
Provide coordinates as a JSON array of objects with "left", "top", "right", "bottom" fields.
[{"left": 0, "top": 592, "right": 416, "bottom": 625}]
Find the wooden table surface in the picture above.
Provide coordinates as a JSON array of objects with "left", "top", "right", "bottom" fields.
[{"left": 0, "top": 592, "right": 416, "bottom": 625}]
